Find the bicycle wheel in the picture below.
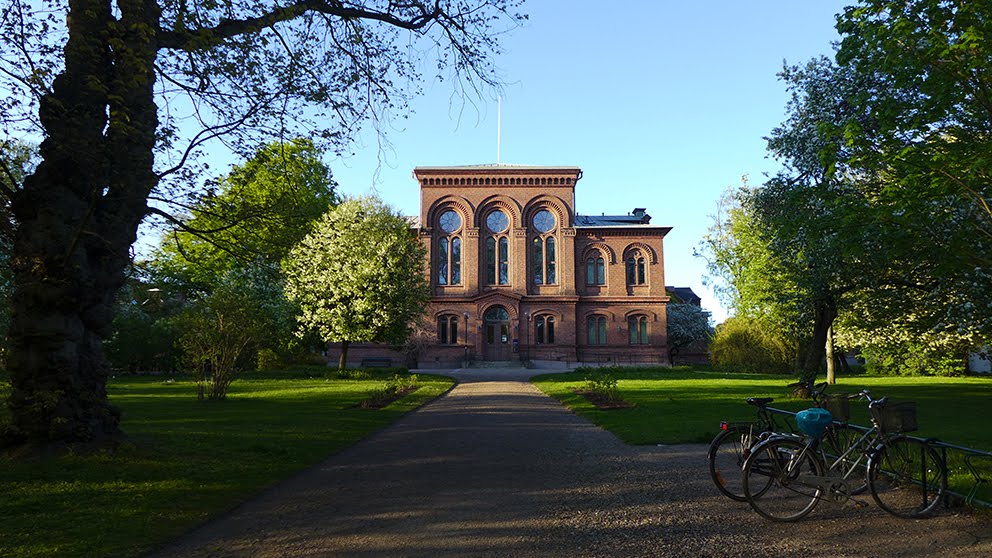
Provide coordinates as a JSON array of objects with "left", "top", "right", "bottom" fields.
[
  {"left": 707, "top": 426, "right": 760, "bottom": 501},
  {"left": 821, "top": 424, "right": 868, "bottom": 495},
  {"left": 742, "top": 437, "right": 824, "bottom": 522},
  {"left": 868, "top": 437, "right": 946, "bottom": 519}
]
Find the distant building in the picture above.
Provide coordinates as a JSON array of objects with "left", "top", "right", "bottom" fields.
[
  {"left": 332, "top": 164, "right": 673, "bottom": 369},
  {"left": 665, "top": 285, "right": 702, "bottom": 306}
]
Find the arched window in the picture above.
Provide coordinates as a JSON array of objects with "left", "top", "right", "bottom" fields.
[
  {"left": 535, "top": 315, "right": 556, "bottom": 344},
  {"left": 436, "top": 210, "right": 462, "bottom": 285},
  {"left": 587, "top": 315, "right": 608, "bottom": 345},
  {"left": 531, "top": 209, "right": 557, "bottom": 285},
  {"left": 628, "top": 315, "right": 649, "bottom": 345},
  {"left": 484, "top": 306, "right": 510, "bottom": 321},
  {"left": 485, "top": 210, "right": 509, "bottom": 285},
  {"left": 437, "top": 315, "right": 460, "bottom": 344},
  {"left": 585, "top": 254, "right": 605, "bottom": 285},
  {"left": 626, "top": 251, "right": 646, "bottom": 285}
]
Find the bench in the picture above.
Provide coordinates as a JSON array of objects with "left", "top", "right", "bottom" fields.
[{"left": 361, "top": 357, "right": 392, "bottom": 368}]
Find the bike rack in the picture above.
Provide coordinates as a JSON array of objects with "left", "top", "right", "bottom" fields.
[{"left": 765, "top": 407, "right": 992, "bottom": 510}]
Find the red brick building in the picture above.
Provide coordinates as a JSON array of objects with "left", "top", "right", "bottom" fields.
[{"left": 337, "top": 164, "right": 672, "bottom": 369}]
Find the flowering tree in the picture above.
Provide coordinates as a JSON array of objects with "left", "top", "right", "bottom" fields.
[
  {"left": 665, "top": 303, "right": 712, "bottom": 366},
  {"left": 283, "top": 197, "right": 429, "bottom": 369}
]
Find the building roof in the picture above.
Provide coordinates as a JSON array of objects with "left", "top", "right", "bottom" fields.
[
  {"left": 575, "top": 208, "right": 652, "bottom": 226},
  {"left": 414, "top": 163, "right": 582, "bottom": 173},
  {"left": 666, "top": 286, "right": 702, "bottom": 306}
]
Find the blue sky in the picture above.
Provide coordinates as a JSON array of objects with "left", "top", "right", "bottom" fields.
[{"left": 324, "top": 1, "right": 849, "bottom": 322}]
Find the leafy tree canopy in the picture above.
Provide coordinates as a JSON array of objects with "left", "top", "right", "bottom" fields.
[
  {"left": 283, "top": 196, "right": 430, "bottom": 368},
  {"left": 150, "top": 138, "right": 338, "bottom": 294}
]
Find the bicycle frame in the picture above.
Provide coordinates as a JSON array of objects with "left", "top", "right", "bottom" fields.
[{"left": 786, "top": 425, "right": 884, "bottom": 502}]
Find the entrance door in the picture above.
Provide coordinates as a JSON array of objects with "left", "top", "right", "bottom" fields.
[{"left": 483, "top": 306, "right": 512, "bottom": 361}]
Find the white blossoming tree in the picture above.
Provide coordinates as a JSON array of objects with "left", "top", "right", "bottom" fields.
[
  {"left": 283, "top": 197, "right": 430, "bottom": 369},
  {"left": 665, "top": 303, "right": 713, "bottom": 366}
]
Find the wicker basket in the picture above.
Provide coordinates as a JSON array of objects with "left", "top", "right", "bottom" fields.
[
  {"left": 819, "top": 394, "right": 850, "bottom": 422},
  {"left": 875, "top": 400, "right": 918, "bottom": 433}
]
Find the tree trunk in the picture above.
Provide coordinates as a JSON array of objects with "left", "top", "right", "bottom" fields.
[
  {"left": 338, "top": 340, "right": 350, "bottom": 370},
  {"left": 825, "top": 325, "right": 836, "bottom": 385},
  {"left": 799, "top": 297, "right": 838, "bottom": 384},
  {"left": 3, "top": 0, "right": 160, "bottom": 450}
]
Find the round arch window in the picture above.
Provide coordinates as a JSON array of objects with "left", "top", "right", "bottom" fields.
[
  {"left": 439, "top": 210, "right": 462, "bottom": 233},
  {"left": 486, "top": 210, "right": 509, "bottom": 233},
  {"left": 484, "top": 306, "right": 510, "bottom": 321},
  {"left": 533, "top": 209, "right": 555, "bottom": 233}
]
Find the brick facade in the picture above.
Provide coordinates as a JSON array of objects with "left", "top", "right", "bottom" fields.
[{"left": 331, "top": 164, "right": 672, "bottom": 369}]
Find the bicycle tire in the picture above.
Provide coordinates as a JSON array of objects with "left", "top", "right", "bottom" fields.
[
  {"left": 821, "top": 423, "right": 868, "bottom": 495},
  {"left": 742, "top": 437, "right": 824, "bottom": 522},
  {"left": 707, "top": 426, "right": 761, "bottom": 501},
  {"left": 868, "top": 436, "right": 946, "bottom": 519}
]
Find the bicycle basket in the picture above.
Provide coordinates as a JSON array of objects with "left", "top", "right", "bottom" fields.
[
  {"left": 796, "top": 407, "right": 833, "bottom": 437},
  {"left": 874, "top": 400, "right": 918, "bottom": 433},
  {"left": 819, "top": 394, "right": 850, "bottom": 422}
]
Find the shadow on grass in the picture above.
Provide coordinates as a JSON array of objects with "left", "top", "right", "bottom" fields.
[{"left": 0, "top": 371, "right": 454, "bottom": 558}]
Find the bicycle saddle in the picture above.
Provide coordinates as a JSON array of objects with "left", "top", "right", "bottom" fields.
[{"left": 746, "top": 397, "right": 774, "bottom": 407}]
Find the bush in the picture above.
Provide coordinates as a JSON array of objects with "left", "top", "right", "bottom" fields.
[
  {"left": 861, "top": 342, "right": 967, "bottom": 377},
  {"left": 256, "top": 348, "right": 281, "bottom": 371},
  {"left": 582, "top": 372, "right": 620, "bottom": 402},
  {"left": 710, "top": 317, "right": 794, "bottom": 374}
]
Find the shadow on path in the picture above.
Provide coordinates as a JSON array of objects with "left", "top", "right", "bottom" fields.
[{"left": 149, "top": 369, "right": 992, "bottom": 557}]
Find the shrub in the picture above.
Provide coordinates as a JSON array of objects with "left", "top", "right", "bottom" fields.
[
  {"left": 861, "top": 341, "right": 967, "bottom": 377},
  {"left": 256, "top": 348, "right": 282, "bottom": 371},
  {"left": 710, "top": 317, "right": 794, "bottom": 374},
  {"left": 582, "top": 372, "right": 620, "bottom": 402}
]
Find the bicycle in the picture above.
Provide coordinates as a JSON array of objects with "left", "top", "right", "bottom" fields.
[
  {"left": 740, "top": 390, "right": 946, "bottom": 521},
  {"left": 708, "top": 382, "right": 862, "bottom": 502}
]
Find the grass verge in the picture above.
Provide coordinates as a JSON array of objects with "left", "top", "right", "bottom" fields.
[
  {"left": 533, "top": 367, "right": 992, "bottom": 506},
  {"left": 0, "top": 367, "right": 453, "bottom": 558}
]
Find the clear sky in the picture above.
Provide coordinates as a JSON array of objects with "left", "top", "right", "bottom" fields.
[{"left": 322, "top": 1, "right": 849, "bottom": 322}]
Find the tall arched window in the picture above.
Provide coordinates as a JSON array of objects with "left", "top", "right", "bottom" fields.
[
  {"left": 626, "top": 251, "right": 646, "bottom": 285},
  {"left": 628, "top": 315, "right": 649, "bottom": 345},
  {"left": 531, "top": 209, "right": 557, "bottom": 285},
  {"left": 437, "top": 315, "right": 460, "bottom": 344},
  {"left": 586, "top": 315, "right": 608, "bottom": 345},
  {"left": 485, "top": 210, "right": 510, "bottom": 285},
  {"left": 535, "top": 315, "right": 556, "bottom": 344},
  {"left": 436, "top": 210, "right": 462, "bottom": 285},
  {"left": 585, "top": 254, "right": 605, "bottom": 285}
]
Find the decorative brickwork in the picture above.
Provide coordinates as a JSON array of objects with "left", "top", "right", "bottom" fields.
[{"left": 330, "top": 164, "right": 672, "bottom": 369}]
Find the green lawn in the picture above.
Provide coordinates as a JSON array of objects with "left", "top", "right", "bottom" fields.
[
  {"left": 532, "top": 368, "right": 992, "bottom": 449},
  {"left": 533, "top": 367, "right": 992, "bottom": 506},
  {"left": 0, "top": 368, "right": 453, "bottom": 558}
]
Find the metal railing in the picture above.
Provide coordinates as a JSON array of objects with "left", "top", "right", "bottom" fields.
[{"left": 764, "top": 406, "right": 992, "bottom": 509}]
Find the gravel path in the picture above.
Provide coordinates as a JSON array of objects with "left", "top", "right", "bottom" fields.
[{"left": 149, "top": 368, "right": 992, "bottom": 558}]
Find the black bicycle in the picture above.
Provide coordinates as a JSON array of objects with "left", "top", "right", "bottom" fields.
[
  {"left": 741, "top": 390, "right": 946, "bottom": 521},
  {"left": 708, "top": 383, "right": 862, "bottom": 502}
]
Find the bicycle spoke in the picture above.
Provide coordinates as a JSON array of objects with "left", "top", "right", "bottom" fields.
[
  {"left": 869, "top": 437, "right": 946, "bottom": 518},
  {"left": 743, "top": 438, "right": 823, "bottom": 521}
]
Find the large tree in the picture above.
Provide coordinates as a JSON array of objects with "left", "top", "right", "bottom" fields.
[
  {"left": 283, "top": 196, "right": 430, "bottom": 370},
  {"left": 0, "top": 0, "right": 522, "bottom": 449},
  {"left": 150, "top": 138, "right": 338, "bottom": 296},
  {"left": 835, "top": 0, "right": 992, "bottom": 339}
]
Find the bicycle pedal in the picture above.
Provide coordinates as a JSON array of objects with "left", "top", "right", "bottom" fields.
[{"left": 849, "top": 499, "right": 869, "bottom": 508}]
